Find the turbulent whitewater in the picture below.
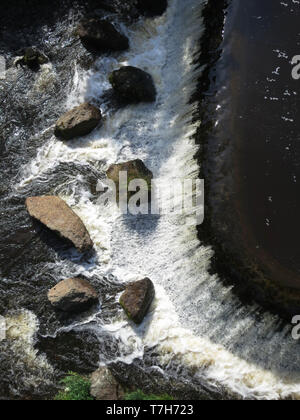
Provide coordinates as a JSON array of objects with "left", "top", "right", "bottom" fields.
[{"left": 2, "top": 0, "right": 300, "bottom": 400}]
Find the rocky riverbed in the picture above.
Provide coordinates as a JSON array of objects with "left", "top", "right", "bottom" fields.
[{"left": 0, "top": 0, "right": 165, "bottom": 399}]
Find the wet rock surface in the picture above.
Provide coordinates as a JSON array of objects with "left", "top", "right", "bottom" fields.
[
  {"left": 55, "top": 103, "right": 102, "bottom": 140},
  {"left": 77, "top": 17, "right": 129, "bottom": 52},
  {"left": 90, "top": 367, "right": 125, "bottom": 400},
  {"left": 37, "top": 330, "right": 101, "bottom": 376},
  {"left": 107, "top": 159, "right": 153, "bottom": 202},
  {"left": 107, "top": 159, "right": 153, "bottom": 185},
  {"left": 25, "top": 196, "right": 94, "bottom": 253},
  {"left": 48, "top": 278, "right": 98, "bottom": 313},
  {"left": 120, "top": 278, "right": 155, "bottom": 324},
  {"left": 109, "top": 66, "right": 156, "bottom": 103}
]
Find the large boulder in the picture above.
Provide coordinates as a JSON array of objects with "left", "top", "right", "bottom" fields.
[
  {"left": 48, "top": 278, "right": 98, "bottom": 313},
  {"left": 119, "top": 278, "right": 155, "bottom": 324},
  {"left": 109, "top": 66, "right": 156, "bottom": 103},
  {"left": 136, "top": 0, "right": 168, "bottom": 16},
  {"left": 25, "top": 196, "right": 93, "bottom": 253},
  {"left": 55, "top": 103, "right": 102, "bottom": 140},
  {"left": 90, "top": 367, "right": 125, "bottom": 400},
  {"left": 106, "top": 159, "right": 153, "bottom": 202},
  {"left": 77, "top": 17, "right": 129, "bottom": 52},
  {"left": 15, "top": 47, "right": 49, "bottom": 70}
]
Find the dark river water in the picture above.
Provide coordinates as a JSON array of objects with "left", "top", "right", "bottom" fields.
[
  {"left": 232, "top": 0, "right": 300, "bottom": 288},
  {"left": 198, "top": 0, "right": 300, "bottom": 314}
]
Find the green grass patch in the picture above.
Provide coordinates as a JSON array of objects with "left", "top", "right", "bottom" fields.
[{"left": 55, "top": 372, "right": 94, "bottom": 401}]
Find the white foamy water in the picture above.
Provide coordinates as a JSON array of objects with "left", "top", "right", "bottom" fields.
[
  {"left": 5, "top": 310, "right": 50, "bottom": 369},
  {"left": 16, "top": 0, "right": 300, "bottom": 400},
  {"left": 2, "top": 310, "right": 54, "bottom": 393}
]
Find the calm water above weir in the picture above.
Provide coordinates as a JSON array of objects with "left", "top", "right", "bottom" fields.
[{"left": 214, "top": 0, "right": 300, "bottom": 290}]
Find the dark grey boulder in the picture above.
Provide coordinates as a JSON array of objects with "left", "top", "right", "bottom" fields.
[
  {"left": 77, "top": 17, "right": 129, "bottom": 52},
  {"left": 109, "top": 66, "right": 156, "bottom": 103}
]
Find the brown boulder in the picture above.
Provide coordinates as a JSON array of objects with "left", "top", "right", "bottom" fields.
[
  {"left": 25, "top": 196, "right": 93, "bottom": 253},
  {"left": 55, "top": 103, "right": 102, "bottom": 140},
  {"left": 48, "top": 278, "right": 98, "bottom": 312},
  {"left": 90, "top": 368, "right": 125, "bottom": 400},
  {"left": 77, "top": 18, "right": 129, "bottom": 52},
  {"left": 119, "top": 278, "right": 155, "bottom": 324}
]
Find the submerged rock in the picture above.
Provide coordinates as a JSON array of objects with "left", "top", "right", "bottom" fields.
[
  {"left": 90, "top": 367, "right": 125, "bottom": 400},
  {"left": 119, "top": 278, "right": 155, "bottom": 324},
  {"left": 136, "top": 0, "right": 168, "bottom": 16},
  {"left": 55, "top": 103, "right": 102, "bottom": 140},
  {"left": 48, "top": 278, "right": 98, "bottom": 313},
  {"left": 25, "top": 196, "right": 93, "bottom": 253},
  {"left": 106, "top": 159, "right": 153, "bottom": 202},
  {"left": 15, "top": 47, "right": 49, "bottom": 70},
  {"left": 77, "top": 17, "right": 129, "bottom": 52},
  {"left": 109, "top": 66, "right": 156, "bottom": 103}
]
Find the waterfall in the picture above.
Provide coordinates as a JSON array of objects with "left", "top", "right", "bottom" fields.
[{"left": 3, "top": 0, "right": 300, "bottom": 400}]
